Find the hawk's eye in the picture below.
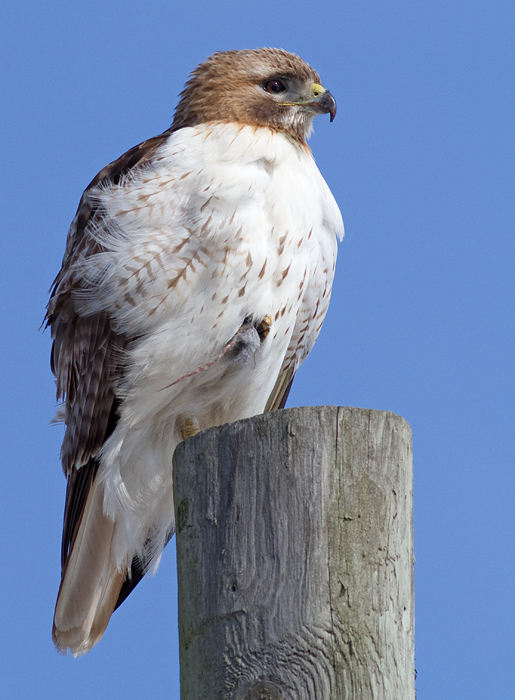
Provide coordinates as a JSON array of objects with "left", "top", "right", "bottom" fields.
[{"left": 264, "top": 79, "right": 286, "bottom": 94}]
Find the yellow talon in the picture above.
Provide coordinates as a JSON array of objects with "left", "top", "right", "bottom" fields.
[
  {"left": 256, "top": 314, "right": 272, "bottom": 341},
  {"left": 180, "top": 418, "right": 200, "bottom": 439}
]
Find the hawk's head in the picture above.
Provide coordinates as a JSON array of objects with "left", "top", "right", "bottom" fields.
[{"left": 172, "top": 48, "right": 336, "bottom": 144}]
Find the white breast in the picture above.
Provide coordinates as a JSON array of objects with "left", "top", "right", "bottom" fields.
[{"left": 83, "top": 122, "right": 343, "bottom": 567}]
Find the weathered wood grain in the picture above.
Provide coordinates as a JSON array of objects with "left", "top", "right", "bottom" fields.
[{"left": 173, "top": 406, "right": 414, "bottom": 699}]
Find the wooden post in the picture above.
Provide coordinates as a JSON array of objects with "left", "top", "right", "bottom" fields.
[{"left": 173, "top": 406, "right": 414, "bottom": 699}]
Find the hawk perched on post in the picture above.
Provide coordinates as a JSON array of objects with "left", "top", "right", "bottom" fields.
[{"left": 47, "top": 48, "right": 344, "bottom": 656}]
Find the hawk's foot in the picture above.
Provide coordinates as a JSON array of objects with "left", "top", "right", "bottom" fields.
[
  {"left": 256, "top": 314, "right": 272, "bottom": 341},
  {"left": 180, "top": 418, "right": 200, "bottom": 439}
]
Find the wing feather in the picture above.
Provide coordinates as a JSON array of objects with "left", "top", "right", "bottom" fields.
[
  {"left": 264, "top": 364, "right": 296, "bottom": 413},
  {"left": 47, "top": 129, "right": 174, "bottom": 600}
]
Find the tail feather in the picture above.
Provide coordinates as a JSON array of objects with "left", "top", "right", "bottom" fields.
[{"left": 53, "top": 477, "right": 125, "bottom": 656}]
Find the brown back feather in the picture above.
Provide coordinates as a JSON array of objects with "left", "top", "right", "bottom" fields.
[{"left": 46, "top": 128, "right": 174, "bottom": 594}]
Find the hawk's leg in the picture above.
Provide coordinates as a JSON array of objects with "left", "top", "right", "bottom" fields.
[
  {"left": 180, "top": 418, "right": 200, "bottom": 439},
  {"left": 229, "top": 314, "right": 272, "bottom": 365}
]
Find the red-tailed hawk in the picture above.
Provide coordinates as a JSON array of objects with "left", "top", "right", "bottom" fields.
[{"left": 47, "top": 48, "right": 343, "bottom": 656}]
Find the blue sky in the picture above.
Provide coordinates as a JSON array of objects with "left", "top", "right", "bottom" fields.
[{"left": 1, "top": 1, "right": 514, "bottom": 698}]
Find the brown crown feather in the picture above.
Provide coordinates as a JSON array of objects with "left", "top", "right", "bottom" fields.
[{"left": 171, "top": 48, "right": 323, "bottom": 143}]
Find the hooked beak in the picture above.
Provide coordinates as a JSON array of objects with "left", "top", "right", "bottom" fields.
[
  {"left": 306, "top": 86, "right": 337, "bottom": 122},
  {"left": 278, "top": 83, "right": 337, "bottom": 122}
]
